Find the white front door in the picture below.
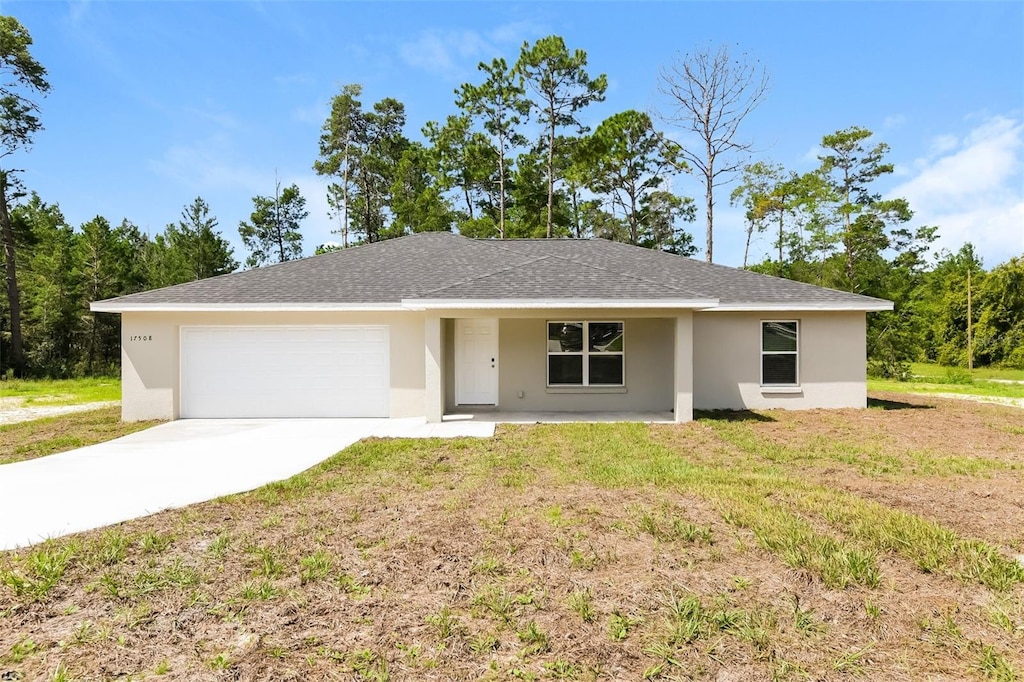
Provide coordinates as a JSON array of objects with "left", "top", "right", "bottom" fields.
[{"left": 455, "top": 318, "right": 498, "bottom": 406}]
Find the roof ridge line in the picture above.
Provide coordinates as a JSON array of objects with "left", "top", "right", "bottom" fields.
[
  {"left": 412, "top": 254, "right": 552, "bottom": 298},
  {"left": 538, "top": 251, "right": 696, "bottom": 295},
  {"left": 477, "top": 238, "right": 705, "bottom": 296},
  {"left": 589, "top": 239, "right": 890, "bottom": 301},
  {"left": 408, "top": 251, "right": 693, "bottom": 300}
]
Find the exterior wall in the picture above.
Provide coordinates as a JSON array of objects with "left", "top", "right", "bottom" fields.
[
  {"left": 120, "top": 306, "right": 868, "bottom": 421},
  {"left": 442, "top": 317, "right": 675, "bottom": 413},
  {"left": 692, "top": 311, "right": 867, "bottom": 411},
  {"left": 120, "top": 311, "right": 425, "bottom": 421}
]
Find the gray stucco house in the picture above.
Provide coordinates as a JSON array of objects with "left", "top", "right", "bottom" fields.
[{"left": 91, "top": 231, "right": 892, "bottom": 422}]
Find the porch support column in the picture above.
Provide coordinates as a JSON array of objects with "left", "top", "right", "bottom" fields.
[
  {"left": 674, "top": 311, "right": 694, "bottom": 422},
  {"left": 425, "top": 314, "right": 444, "bottom": 423}
]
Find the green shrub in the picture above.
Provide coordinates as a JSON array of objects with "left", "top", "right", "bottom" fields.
[{"left": 944, "top": 367, "right": 974, "bottom": 385}]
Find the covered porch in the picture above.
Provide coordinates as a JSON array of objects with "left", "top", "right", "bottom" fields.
[{"left": 422, "top": 309, "right": 696, "bottom": 424}]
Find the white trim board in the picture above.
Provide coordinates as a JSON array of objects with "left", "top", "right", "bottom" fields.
[{"left": 91, "top": 302, "right": 403, "bottom": 313}]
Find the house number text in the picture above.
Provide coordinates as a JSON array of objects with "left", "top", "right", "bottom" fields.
[{"left": 130, "top": 335, "right": 153, "bottom": 342}]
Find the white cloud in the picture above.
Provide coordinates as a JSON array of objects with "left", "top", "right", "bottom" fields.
[
  {"left": 292, "top": 100, "right": 329, "bottom": 126},
  {"left": 802, "top": 144, "right": 824, "bottom": 164},
  {"left": 148, "top": 138, "right": 267, "bottom": 193},
  {"left": 487, "top": 21, "right": 541, "bottom": 46},
  {"left": 65, "top": 0, "right": 94, "bottom": 26},
  {"left": 883, "top": 114, "right": 907, "bottom": 130},
  {"left": 889, "top": 115, "right": 1024, "bottom": 267},
  {"left": 928, "top": 133, "right": 959, "bottom": 157},
  {"left": 398, "top": 29, "right": 490, "bottom": 79},
  {"left": 397, "top": 21, "right": 541, "bottom": 80},
  {"left": 148, "top": 143, "right": 340, "bottom": 257}
]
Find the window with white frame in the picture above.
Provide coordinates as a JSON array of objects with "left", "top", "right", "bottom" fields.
[
  {"left": 547, "top": 321, "right": 624, "bottom": 386},
  {"left": 761, "top": 320, "right": 799, "bottom": 386}
]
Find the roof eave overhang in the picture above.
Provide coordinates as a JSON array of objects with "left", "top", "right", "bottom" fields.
[
  {"left": 699, "top": 302, "right": 894, "bottom": 312},
  {"left": 401, "top": 298, "right": 720, "bottom": 310},
  {"left": 91, "top": 299, "right": 892, "bottom": 314},
  {"left": 89, "top": 302, "right": 405, "bottom": 313}
]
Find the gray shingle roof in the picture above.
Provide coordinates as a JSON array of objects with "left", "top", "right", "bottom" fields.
[{"left": 93, "top": 231, "right": 891, "bottom": 310}]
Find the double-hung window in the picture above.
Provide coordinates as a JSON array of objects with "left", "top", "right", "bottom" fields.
[
  {"left": 761, "top": 320, "right": 799, "bottom": 386},
  {"left": 547, "top": 321, "right": 624, "bottom": 386}
]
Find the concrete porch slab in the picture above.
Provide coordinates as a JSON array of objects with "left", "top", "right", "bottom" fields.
[{"left": 443, "top": 411, "right": 675, "bottom": 424}]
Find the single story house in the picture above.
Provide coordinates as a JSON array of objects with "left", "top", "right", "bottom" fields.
[{"left": 91, "top": 231, "right": 892, "bottom": 423}]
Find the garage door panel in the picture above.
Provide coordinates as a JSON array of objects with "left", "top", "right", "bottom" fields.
[{"left": 181, "top": 326, "right": 390, "bottom": 418}]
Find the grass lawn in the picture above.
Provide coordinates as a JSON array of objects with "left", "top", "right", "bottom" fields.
[
  {"left": 1, "top": 394, "right": 1022, "bottom": 680},
  {"left": 1, "top": 377, "right": 122, "bottom": 406},
  {"left": 0, "top": 407, "right": 161, "bottom": 465},
  {"left": 909, "top": 362, "right": 1024, "bottom": 383},
  {"left": 869, "top": 362, "right": 1024, "bottom": 402}
]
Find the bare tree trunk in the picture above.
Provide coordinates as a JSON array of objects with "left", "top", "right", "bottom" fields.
[
  {"left": 86, "top": 314, "right": 98, "bottom": 375},
  {"left": 498, "top": 137, "right": 507, "bottom": 239},
  {"left": 628, "top": 183, "right": 640, "bottom": 246},
  {"left": 704, "top": 172, "right": 714, "bottom": 262},
  {"left": 341, "top": 143, "right": 350, "bottom": 248},
  {"left": 362, "top": 175, "right": 374, "bottom": 243},
  {"left": 657, "top": 44, "right": 770, "bottom": 266},
  {"left": 463, "top": 187, "right": 474, "bottom": 220},
  {"left": 546, "top": 115, "right": 555, "bottom": 238},
  {"left": 273, "top": 177, "right": 286, "bottom": 262},
  {"left": 0, "top": 172, "right": 25, "bottom": 377},
  {"left": 778, "top": 210, "right": 784, "bottom": 264},
  {"left": 743, "top": 221, "right": 752, "bottom": 268},
  {"left": 843, "top": 179, "right": 854, "bottom": 290}
]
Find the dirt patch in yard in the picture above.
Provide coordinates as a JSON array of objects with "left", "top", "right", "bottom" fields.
[
  {"left": 683, "top": 392, "right": 1024, "bottom": 552},
  {"left": 831, "top": 476, "right": 1024, "bottom": 552},
  {"left": 740, "top": 391, "right": 1023, "bottom": 464},
  {"left": 0, "top": 406, "right": 161, "bottom": 465},
  {"left": 1, "top": 398, "right": 1022, "bottom": 680}
]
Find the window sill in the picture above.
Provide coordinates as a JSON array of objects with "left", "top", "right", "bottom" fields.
[
  {"left": 760, "top": 386, "right": 803, "bottom": 395},
  {"left": 546, "top": 386, "right": 627, "bottom": 395}
]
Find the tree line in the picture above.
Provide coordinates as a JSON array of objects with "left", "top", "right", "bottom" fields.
[
  {"left": 1, "top": 16, "right": 1020, "bottom": 379},
  {"left": 729, "top": 127, "right": 1023, "bottom": 375},
  {"left": 309, "top": 35, "right": 704, "bottom": 253}
]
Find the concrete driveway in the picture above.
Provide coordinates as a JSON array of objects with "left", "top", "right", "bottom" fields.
[{"left": 0, "top": 418, "right": 494, "bottom": 551}]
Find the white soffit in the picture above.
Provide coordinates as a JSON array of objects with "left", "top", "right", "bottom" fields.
[
  {"left": 90, "top": 302, "right": 404, "bottom": 313},
  {"left": 702, "top": 302, "right": 894, "bottom": 312},
  {"left": 91, "top": 299, "right": 891, "bottom": 314}
]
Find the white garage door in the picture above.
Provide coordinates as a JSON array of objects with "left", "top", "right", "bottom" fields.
[{"left": 180, "top": 326, "right": 389, "bottom": 418}]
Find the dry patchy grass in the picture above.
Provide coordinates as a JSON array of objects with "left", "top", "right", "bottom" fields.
[
  {"left": 1, "top": 395, "right": 1022, "bottom": 681},
  {"left": 0, "top": 407, "right": 161, "bottom": 465}
]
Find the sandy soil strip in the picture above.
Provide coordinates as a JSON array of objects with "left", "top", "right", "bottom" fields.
[
  {"left": 929, "top": 393, "right": 1024, "bottom": 409},
  {"left": 0, "top": 400, "right": 120, "bottom": 425}
]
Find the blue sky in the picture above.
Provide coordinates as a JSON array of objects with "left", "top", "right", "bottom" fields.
[{"left": 5, "top": 1, "right": 1023, "bottom": 269}]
